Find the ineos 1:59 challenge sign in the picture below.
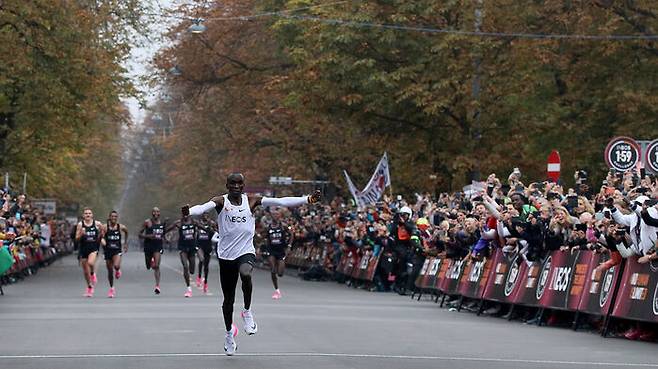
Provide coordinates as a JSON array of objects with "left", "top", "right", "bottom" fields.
[
  {"left": 646, "top": 139, "right": 658, "bottom": 173},
  {"left": 604, "top": 136, "right": 640, "bottom": 172}
]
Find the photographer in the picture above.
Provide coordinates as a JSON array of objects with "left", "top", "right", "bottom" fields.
[
  {"left": 605, "top": 195, "right": 658, "bottom": 257},
  {"left": 389, "top": 206, "right": 420, "bottom": 295}
]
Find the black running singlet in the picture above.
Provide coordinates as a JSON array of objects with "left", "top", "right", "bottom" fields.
[
  {"left": 105, "top": 223, "right": 122, "bottom": 250},
  {"left": 268, "top": 225, "right": 287, "bottom": 249},
  {"left": 82, "top": 221, "right": 100, "bottom": 247},
  {"left": 178, "top": 222, "right": 196, "bottom": 248},
  {"left": 196, "top": 227, "right": 213, "bottom": 249},
  {"left": 145, "top": 221, "right": 165, "bottom": 248}
]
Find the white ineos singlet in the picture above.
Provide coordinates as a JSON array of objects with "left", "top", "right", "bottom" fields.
[{"left": 216, "top": 194, "right": 256, "bottom": 260}]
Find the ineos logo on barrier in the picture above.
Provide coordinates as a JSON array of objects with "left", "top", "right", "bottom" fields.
[
  {"left": 420, "top": 259, "right": 430, "bottom": 275},
  {"left": 430, "top": 259, "right": 441, "bottom": 275},
  {"left": 504, "top": 257, "right": 520, "bottom": 296},
  {"left": 468, "top": 260, "right": 485, "bottom": 283},
  {"left": 550, "top": 266, "right": 572, "bottom": 292},
  {"left": 448, "top": 259, "right": 464, "bottom": 280},
  {"left": 604, "top": 136, "right": 640, "bottom": 172},
  {"left": 536, "top": 256, "right": 552, "bottom": 300},
  {"left": 599, "top": 266, "right": 615, "bottom": 308}
]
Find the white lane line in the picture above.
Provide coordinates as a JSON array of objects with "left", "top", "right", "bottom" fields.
[{"left": 0, "top": 352, "right": 656, "bottom": 367}]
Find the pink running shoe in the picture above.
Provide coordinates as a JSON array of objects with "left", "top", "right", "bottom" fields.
[
  {"left": 91, "top": 273, "right": 97, "bottom": 286},
  {"left": 184, "top": 289, "right": 192, "bottom": 298},
  {"left": 203, "top": 283, "right": 209, "bottom": 294},
  {"left": 154, "top": 285, "right": 161, "bottom": 295},
  {"left": 272, "top": 289, "right": 281, "bottom": 300},
  {"left": 115, "top": 269, "right": 121, "bottom": 279},
  {"left": 84, "top": 286, "right": 93, "bottom": 297},
  {"left": 107, "top": 287, "right": 115, "bottom": 298},
  {"left": 196, "top": 276, "right": 202, "bottom": 288}
]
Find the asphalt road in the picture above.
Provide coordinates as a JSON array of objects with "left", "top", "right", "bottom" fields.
[{"left": 1, "top": 251, "right": 657, "bottom": 369}]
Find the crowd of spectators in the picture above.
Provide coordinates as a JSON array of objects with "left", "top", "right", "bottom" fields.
[
  {"left": 0, "top": 191, "right": 72, "bottom": 285},
  {"left": 254, "top": 168, "right": 658, "bottom": 339}
]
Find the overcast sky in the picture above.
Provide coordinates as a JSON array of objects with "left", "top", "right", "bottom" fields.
[{"left": 123, "top": 0, "right": 182, "bottom": 126}]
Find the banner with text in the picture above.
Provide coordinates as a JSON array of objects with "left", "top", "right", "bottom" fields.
[
  {"left": 343, "top": 152, "right": 391, "bottom": 208},
  {"left": 611, "top": 257, "right": 658, "bottom": 322}
]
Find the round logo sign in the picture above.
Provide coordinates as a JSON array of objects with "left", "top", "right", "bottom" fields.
[
  {"left": 653, "top": 280, "right": 658, "bottom": 316},
  {"left": 504, "top": 257, "right": 520, "bottom": 297},
  {"left": 645, "top": 139, "right": 658, "bottom": 174},
  {"left": 599, "top": 266, "right": 615, "bottom": 308},
  {"left": 604, "top": 136, "right": 640, "bottom": 172},
  {"left": 536, "top": 256, "right": 552, "bottom": 300}
]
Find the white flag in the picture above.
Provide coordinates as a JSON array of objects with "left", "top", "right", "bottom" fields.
[{"left": 343, "top": 152, "right": 391, "bottom": 208}]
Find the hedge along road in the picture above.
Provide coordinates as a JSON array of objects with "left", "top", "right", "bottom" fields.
[{"left": 0, "top": 251, "right": 657, "bottom": 369}]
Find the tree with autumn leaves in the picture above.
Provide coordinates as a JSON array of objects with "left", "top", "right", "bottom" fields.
[
  {"left": 154, "top": 0, "right": 656, "bottom": 203},
  {"left": 0, "top": 0, "right": 144, "bottom": 212}
]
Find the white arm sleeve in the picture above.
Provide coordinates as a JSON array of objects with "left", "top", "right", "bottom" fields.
[
  {"left": 482, "top": 199, "right": 502, "bottom": 220},
  {"left": 481, "top": 228, "right": 497, "bottom": 240},
  {"left": 190, "top": 201, "right": 216, "bottom": 216},
  {"left": 609, "top": 207, "right": 634, "bottom": 227},
  {"left": 261, "top": 196, "right": 309, "bottom": 208}
]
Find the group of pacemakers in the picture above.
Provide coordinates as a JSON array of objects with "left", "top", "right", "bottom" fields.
[{"left": 73, "top": 172, "right": 321, "bottom": 355}]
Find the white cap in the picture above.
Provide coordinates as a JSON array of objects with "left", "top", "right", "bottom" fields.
[{"left": 400, "top": 206, "right": 412, "bottom": 216}]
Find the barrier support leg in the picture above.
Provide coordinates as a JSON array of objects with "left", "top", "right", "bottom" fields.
[
  {"left": 433, "top": 291, "right": 440, "bottom": 303},
  {"left": 506, "top": 305, "right": 516, "bottom": 321},
  {"left": 476, "top": 299, "right": 485, "bottom": 316},
  {"left": 456, "top": 295, "right": 464, "bottom": 312},
  {"left": 536, "top": 308, "right": 545, "bottom": 326},
  {"left": 440, "top": 294, "right": 447, "bottom": 308},
  {"left": 0, "top": 284, "right": 3, "bottom": 296},
  {"left": 601, "top": 316, "right": 612, "bottom": 337},
  {"left": 571, "top": 311, "right": 580, "bottom": 331}
]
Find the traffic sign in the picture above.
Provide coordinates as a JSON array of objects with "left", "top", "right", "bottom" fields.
[
  {"left": 547, "top": 150, "right": 560, "bottom": 182},
  {"left": 645, "top": 139, "right": 658, "bottom": 173},
  {"left": 604, "top": 136, "right": 640, "bottom": 172}
]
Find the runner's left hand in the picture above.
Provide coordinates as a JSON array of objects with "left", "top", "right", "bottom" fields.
[{"left": 308, "top": 190, "right": 321, "bottom": 204}]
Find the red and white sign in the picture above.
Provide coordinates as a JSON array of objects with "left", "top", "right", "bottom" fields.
[
  {"left": 604, "top": 136, "right": 641, "bottom": 172},
  {"left": 547, "top": 150, "right": 561, "bottom": 182}
]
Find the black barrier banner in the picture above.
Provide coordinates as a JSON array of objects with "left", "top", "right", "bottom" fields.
[
  {"left": 433, "top": 257, "right": 451, "bottom": 291},
  {"left": 536, "top": 250, "right": 591, "bottom": 311},
  {"left": 612, "top": 257, "right": 658, "bottom": 322},
  {"left": 438, "top": 258, "right": 467, "bottom": 294},
  {"left": 425, "top": 257, "right": 443, "bottom": 290},
  {"left": 509, "top": 261, "right": 544, "bottom": 307},
  {"left": 342, "top": 250, "right": 357, "bottom": 277},
  {"left": 578, "top": 253, "right": 620, "bottom": 316},
  {"left": 482, "top": 250, "right": 527, "bottom": 303},
  {"left": 336, "top": 252, "right": 350, "bottom": 275},
  {"left": 415, "top": 258, "right": 432, "bottom": 289},
  {"left": 457, "top": 258, "right": 492, "bottom": 299},
  {"left": 352, "top": 252, "right": 381, "bottom": 281}
]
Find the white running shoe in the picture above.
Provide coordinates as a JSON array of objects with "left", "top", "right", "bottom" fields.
[
  {"left": 224, "top": 324, "right": 238, "bottom": 356},
  {"left": 241, "top": 309, "right": 258, "bottom": 335}
]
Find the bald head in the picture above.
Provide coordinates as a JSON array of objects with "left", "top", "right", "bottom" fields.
[
  {"left": 226, "top": 173, "right": 245, "bottom": 197},
  {"left": 227, "top": 173, "right": 244, "bottom": 183}
]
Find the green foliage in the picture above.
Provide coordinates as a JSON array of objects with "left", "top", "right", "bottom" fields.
[
  {"left": 155, "top": 0, "right": 657, "bottom": 203},
  {"left": 0, "top": 0, "right": 144, "bottom": 209},
  {"left": 272, "top": 0, "right": 657, "bottom": 192}
]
